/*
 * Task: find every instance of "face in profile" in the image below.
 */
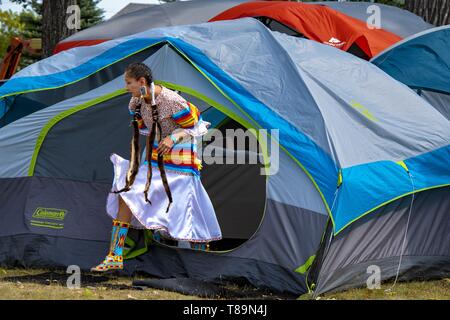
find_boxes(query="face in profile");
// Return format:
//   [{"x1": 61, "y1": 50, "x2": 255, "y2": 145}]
[{"x1": 124, "y1": 73, "x2": 145, "y2": 97}]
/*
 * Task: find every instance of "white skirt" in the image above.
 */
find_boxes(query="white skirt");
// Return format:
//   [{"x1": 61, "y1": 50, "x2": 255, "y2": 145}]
[{"x1": 106, "y1": 153, "x2": 222, "y2": 243}]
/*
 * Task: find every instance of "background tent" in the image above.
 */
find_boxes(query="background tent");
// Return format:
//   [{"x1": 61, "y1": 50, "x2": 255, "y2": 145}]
[
  {"x1": 210, "y1": 1, "x2": 402, "y2": 59},
  {"x1": 0, "y1": 19, "x2": 449, "y2": 296},
  {"x1": 371, "y1": 25, "x2": 450, "y2": 121},
  {"x1": 54, "y1": 0, "x2": 432, "y2": 54},
  {"x1": 53, "y1": 0, "x2": 248, "y2": 54},
  {"x1": 316, "y1": 1, "x2": 433, "y2": 38},
  {"x1": 109, "y1": 3, "x2": 157, "y2": 19}
]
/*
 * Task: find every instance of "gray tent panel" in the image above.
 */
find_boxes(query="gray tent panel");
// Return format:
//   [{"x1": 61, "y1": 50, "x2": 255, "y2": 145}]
[
  {"x1": 33, "y1": 94, "x2": 133, "y2": 182},
  {"x1": 60, "y1": 0, "x2": 248, "y2": 43},
  {"x1": 0, "y1": 176, "x2": 112, "y2": 240},
  {"x1": 147, "y1": 44, "x2": 254, "y2": 127},
  {"x1": 230, "y1": 199, "x2": 328, "y2": 272},
  {"x1": 421, "y1": 90, "x2": 450, "y2": 121},
  {"x1": 267, "y1": 146, "x2": 327, "y2": 215},
  {"x1": 110, "y1": 3, "x2": 157, "y2": 20},
  {"x1": 314, "y1": 186, "x2": 450, "y2": 295},
  {"x1": 122, "y1": 243, "x2": 307, "y2": 295}
]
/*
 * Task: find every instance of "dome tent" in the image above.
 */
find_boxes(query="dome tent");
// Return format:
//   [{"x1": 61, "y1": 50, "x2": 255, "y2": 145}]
[
  {"x1": 0, "y1": 19, "x2": 449, "y2": 296},
  {"x1": 371, "y1": 25, "x2": 450, "y2": 121}
]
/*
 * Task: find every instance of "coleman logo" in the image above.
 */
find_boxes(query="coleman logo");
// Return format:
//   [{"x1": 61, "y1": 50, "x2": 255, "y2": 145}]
[
  {"x1": 32, "y1": 208, "x2": 67, "y2": 221},
  {"x1": 324, "y1": 37, "x2": 346, "y2": 48},
  {"x1": 30, "y1": 208, "x2": 68, "y2": 229}
]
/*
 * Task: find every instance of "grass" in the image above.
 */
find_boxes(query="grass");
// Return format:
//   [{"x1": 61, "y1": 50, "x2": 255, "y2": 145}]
[
  {"x1": 320, "y1": 278, "x2": 450, "y2": 300},
  {"x1": 0, "y1": 267, "x2": 448, "y2": 300},
  {"x1": 0, "y1": 267, "x2": 285, "y2": 300},
  {"x1": 0, "y1": 267, "x2": 200, "y2": 300}
]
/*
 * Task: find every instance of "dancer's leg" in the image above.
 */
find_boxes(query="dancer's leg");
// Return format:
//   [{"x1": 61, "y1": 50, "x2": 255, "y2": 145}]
[
  {"x1": 117, "y1": 195, "x2": 133, "y2": 223},
  {"x1": 90, "y1": 195, "x2": 132, "y2": 272}
]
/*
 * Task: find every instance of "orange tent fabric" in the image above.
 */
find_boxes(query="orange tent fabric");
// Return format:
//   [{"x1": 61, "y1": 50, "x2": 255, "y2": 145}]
[
  {"x1": 54, "y1": 39, "x2": 109, "y2": 54},
  {"x1": 210, "y1": 1, "x2": 402, "y2": 59}
]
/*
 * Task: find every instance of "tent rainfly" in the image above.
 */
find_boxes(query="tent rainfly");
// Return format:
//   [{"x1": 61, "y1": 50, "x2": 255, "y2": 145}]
[{"x1": 210, "y1": 1, "x2": 402, "y2": 59}]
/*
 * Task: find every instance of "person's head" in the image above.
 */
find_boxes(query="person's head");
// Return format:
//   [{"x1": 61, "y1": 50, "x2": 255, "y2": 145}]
[{"x1": 124, "y1": 62, "x2": 153, "y2": 96}]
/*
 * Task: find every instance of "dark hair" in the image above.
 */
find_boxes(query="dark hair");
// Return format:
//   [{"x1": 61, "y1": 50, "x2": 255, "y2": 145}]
[
  {"x1": 114, "y1": 62, "x2": 172, "y2": 212},
  {"x1": 125, "y1": 62, "x2": 153, "y2": 85}
]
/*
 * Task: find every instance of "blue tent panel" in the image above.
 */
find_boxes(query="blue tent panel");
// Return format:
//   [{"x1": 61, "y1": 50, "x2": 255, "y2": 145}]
[{"x1": 372, "y1": 26, "x2": 450, "y2": 95}]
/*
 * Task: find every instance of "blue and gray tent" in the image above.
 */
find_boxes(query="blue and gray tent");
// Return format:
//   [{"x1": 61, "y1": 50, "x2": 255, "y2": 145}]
[
  {"x1": 372, "y1": 25, "x2": 450, "y2": 121},
  {"x1": 0, "y1": 19, "x2": 449, "y2": 296}
]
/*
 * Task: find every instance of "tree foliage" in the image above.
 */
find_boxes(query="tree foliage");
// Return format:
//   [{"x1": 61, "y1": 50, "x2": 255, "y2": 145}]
[
  {"x1": 3, "y1": 0, "x2": 105, "y2": 67},
  {"x1": 0, "y1": 9, "x2": 25, "y2": 57}
]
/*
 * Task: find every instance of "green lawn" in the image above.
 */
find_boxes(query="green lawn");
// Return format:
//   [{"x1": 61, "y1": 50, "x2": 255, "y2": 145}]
[
  {"x1": 316, "y1": 278, "x2": 450, "y2": 300},
  {"x1": 0, "y1": 267, "x2": 448, "y2": 300}
]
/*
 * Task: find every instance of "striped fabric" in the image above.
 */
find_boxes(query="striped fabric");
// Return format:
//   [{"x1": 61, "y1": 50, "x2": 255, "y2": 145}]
[
  {"x1": 171, "y1": 101, "x2": 201, "y2": 129},
  {"x1": 144, "y1": 101, "x2": 202, "y2": 176},
  {"x1": 145, "y1": 141, "x2": 202, "y2": 176}
]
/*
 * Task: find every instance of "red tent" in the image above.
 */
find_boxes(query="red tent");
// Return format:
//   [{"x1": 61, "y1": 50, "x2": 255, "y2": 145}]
[{"x1": 210, "y1": 1, "x2": 402, "y2": 59}]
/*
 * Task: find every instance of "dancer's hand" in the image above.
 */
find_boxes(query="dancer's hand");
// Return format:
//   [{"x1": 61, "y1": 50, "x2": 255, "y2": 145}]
[{"x1": 157, "y1": 136, "x2": 174, "y2": 155}]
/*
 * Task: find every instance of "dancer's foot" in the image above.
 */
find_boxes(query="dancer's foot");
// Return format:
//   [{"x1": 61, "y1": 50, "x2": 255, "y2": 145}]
[
  {"x1": 190, "y1": 242, "x2": 210, "y2": 251},
  {"x1": 90, "y1": 254, "x2": 123, "y2": 272},
  {"x1": 153, "y1": 231, "x2": 162, "y2": 243},
  {"x1": 90, "y1": 219, "x2": 129, "y2": 273}
]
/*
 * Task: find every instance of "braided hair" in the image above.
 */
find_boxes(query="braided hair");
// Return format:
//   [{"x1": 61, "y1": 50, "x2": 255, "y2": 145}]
[{"x1": 114, "y1": 63, "x2": 173, "y2": 213}]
